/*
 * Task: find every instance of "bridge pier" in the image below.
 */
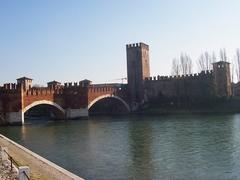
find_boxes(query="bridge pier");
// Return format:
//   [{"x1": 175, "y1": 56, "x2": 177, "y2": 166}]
[
  {"x1": 66, "y1": 108, "x2": 89, "y2": 119},
  {"x1": 5, "y1": 111, "x2": 23, "y2": 125},
  {"x1": 2, "y1": 108, "x2": 89, "y2": 125}
]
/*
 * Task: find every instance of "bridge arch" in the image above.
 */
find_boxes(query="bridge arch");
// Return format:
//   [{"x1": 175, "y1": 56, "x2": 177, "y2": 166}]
[
  {"x1": 88, "y1": 94, "x2": 130, "y2": 112},
  {"x1": 22, "y1": 100, "x2": 65, "y2": 123},
  {"x1": 23, "y1": 100, "x2": 65, "y2": 114}
]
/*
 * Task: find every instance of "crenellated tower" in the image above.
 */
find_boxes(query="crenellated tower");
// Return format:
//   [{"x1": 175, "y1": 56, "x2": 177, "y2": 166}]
[
  {"x1": 126, "y1": 42, "x2": 150, "y2": 107},
  {"x1": 212, "y1": 61, "x2": 232, "y2": 97},
  {"x1": 17, "y1": 77, "x2": 33, "y2": 91}
]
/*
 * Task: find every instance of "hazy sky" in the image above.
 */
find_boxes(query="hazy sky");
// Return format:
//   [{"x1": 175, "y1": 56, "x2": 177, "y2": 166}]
[{"x1": 0, "y1": 0, "x2": 240, "y2": 85}]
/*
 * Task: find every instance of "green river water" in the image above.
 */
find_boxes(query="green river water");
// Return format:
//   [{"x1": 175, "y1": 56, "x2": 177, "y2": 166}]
[{"x1": 1, "y1": 114, "x2": 240, "y2": 180}]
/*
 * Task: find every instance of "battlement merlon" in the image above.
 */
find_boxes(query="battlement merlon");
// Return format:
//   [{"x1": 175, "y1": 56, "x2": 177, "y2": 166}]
[
  {"x1": 24, "y1": 87, "x2": 64, "y2": 96},
  {"x1": 0, "y1": 83, "x2": 22, "y2": 94},
  {"x1": 64, "y1": 79, "x2": 92, "y2": 88},
  {"x1": 2, "y1": 83, "x2": 19, "y2": 90},
  {"x1": 145, "y1": 70, "x2": 213, "y2": 81},
  {"x1": 126, "y1": 42, "x2": 149, "y2": 50}
]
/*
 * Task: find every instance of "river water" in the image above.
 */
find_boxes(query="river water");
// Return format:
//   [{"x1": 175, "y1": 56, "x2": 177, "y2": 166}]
[{"x1": 1, "y1": 114, "x2": 240, "y2": 180}]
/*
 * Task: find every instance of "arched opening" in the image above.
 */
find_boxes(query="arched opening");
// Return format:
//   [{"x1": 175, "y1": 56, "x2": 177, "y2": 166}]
[
  {"x1": 23, "y1": 101, "x2": 65, "y2": 122},
  {"x1": 88, "y1": 95, "x2": 130, "y2": 116}
]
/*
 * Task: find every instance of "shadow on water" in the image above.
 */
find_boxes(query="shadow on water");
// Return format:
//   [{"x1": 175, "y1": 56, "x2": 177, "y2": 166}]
[
  {"x1": 89, "y1": 97, "x2": 129, "y2": 116},
  {"x1": 24, "y1": 104, "x2": 65, "y2": 124},
  {"x1": 1, "y1": 114, "x2": 240, "y2": 179}
]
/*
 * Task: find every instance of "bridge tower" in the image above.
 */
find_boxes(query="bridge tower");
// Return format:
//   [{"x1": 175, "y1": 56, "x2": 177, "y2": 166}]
[
  {"x1": 126, "y1": 42, "x2": 150, "y2": 108},
  {"x1": 212, "y1": 61, "x2": 232, "y2": 97},
  {"x1": 17, "y1": 77, "x2": 33, "y2": 91}
]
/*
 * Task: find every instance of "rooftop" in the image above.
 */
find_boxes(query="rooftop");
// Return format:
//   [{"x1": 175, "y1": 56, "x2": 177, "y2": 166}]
[
  {"x1": 47, "y1": 80, "x2": 61, "y2": 84},
  {"x1": 17, "y1": 77, "x2": 33, "y2": 81}
]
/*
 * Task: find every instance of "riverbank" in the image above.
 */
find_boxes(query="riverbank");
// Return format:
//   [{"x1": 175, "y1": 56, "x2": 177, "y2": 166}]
[
  {"x1": 139, "y1": 98, "x2": 240, "y2": 115},
  {"x1": 0, "y1": 134, "x2": 84, "y2": 180},
  {"x1": 0, "y1": 156, "x2": 18, "y2": 180},
  {"x1": 140, "y1": 107, "x2": 240, "y2": 115}
]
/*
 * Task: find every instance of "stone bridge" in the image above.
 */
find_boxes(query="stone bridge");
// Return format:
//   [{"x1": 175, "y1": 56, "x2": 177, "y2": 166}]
[
  {"x1": 0, "y1": 42, "x2": 233, "y2": 125},
  {"x1": 0, "y1": 78, "x2": 130, "y2": 125}
]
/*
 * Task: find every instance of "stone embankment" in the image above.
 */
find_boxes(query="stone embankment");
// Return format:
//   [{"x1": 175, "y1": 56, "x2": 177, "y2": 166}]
[
  {"x1": 0, "y1": 156, "x2": 18, "y2": 180},
  {"x1": 0, "y1": 134, "x2": 84, "y2": 180}
]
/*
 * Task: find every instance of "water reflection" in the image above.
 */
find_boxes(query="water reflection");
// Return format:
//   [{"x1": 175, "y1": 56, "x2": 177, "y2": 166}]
[
  {"x1": 1, "y1": 114, "x2": 240, "y2": 179},
  {"x1": 20, "y1": 125, "x2": 27, "y2": 140},
  {"x1": 129, "y1": 120, "x2": 153, "y2": 180}
]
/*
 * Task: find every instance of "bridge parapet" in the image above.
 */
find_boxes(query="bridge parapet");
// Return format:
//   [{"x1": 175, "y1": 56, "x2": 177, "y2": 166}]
[
  {"x1": 88, "y1": 86, "x2": 118, "y2": 93},
  {"x1": 3, "y1": 83, "x2": 18, "y2": 90},
  {"x1": 25, "y1": 87, "x2": 64, "y2": 96},
  {"x1": 0, "y1": 83, "x2": 20, "y2": 94},
  {"x1": 64, "y1": 80, "x2": 92, "y2": 88},
  {"x1": 145, "y1": 70, "x2": 213, "y2": 82}
]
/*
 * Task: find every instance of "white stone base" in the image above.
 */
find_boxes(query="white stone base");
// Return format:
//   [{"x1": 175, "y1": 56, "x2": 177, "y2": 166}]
[
  {"x1": 66, "y1": 108, "x2": 89, "y2": 119},
  {"x1": 0, "y1": 147, "x2": 8, "y2": 162},
  {"x1": 18, "y1": 166, "x2": 30, "y2": 180},
  {"x1": 5, "y1": 112, "x2": 23, "y2": 125}
]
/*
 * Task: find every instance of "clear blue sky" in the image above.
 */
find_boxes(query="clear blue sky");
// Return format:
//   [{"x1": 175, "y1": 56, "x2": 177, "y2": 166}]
[{"x1": 0, "y1": 0, "x2": 240, "y2": 85}]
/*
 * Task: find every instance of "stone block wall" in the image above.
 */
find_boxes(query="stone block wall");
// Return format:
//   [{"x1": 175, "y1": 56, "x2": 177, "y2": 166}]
[{"x1": 144, "y1": 71, "x2": 215, "y2": 105}]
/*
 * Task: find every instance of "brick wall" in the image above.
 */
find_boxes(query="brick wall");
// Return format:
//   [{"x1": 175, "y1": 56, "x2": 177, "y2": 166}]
[{"x1": 144, "y1": 71, "x2": 215, "y2": 104}]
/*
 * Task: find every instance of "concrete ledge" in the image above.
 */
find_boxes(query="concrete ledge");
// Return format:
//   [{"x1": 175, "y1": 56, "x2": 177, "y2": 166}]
[
  {"x1": 5, "y1": 112, "x2": 23, "y2": 125},
  {"x1": 66, "y1": 108, "x2": 89, "y2": 119},
  {"x1": 0, "y1": 134, "x2": 84, "y2": 180}
]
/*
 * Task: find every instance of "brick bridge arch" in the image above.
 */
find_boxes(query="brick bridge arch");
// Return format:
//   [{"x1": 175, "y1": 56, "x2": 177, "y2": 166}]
[
  {"x1": 22, "y1": 100, "x2": 66, "y2": 123},
  {"x1": 88, "y1": 94, "x2": 130, "y2": 112},
  {"x1": 0, "y1": 82, "x2": 130, "y2": 125},
  {"x1": 23, "y1": 100, "x2": 65, "y2": 114}
]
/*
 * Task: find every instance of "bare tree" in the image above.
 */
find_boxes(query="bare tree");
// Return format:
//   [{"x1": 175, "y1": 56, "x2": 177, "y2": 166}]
[
  {"x1": 186, "y1": 55, "x2": 193, "y2": 74},
  {"x1": 220, "y1": 48, "x2": 227, "y2": 62},
  {"x1": 171, "y1": 58, "x2": 180, "y2": 76},
  {"x1": 171, "y1": 54, "x2": 193, "y2": 76},
  {"x1": 212, "y1": 52, "x2": 217, "y2": 63},
  {"x1": 235, "y1": 49, "x2": 240, "y2": 82},
  {"x1": 197, "y1": 51, "x2": 214, "y2": 72},
  {"x1": 180, "y1": 54, "x2": 187, "y2": 75},
  {"x1": 198, "y1": 54, "x2": 205, "y2": 71},
  {"x1": 180, "y1": 53, "x2": 193, "y2": 75},
  {"x1": 204, "y1": 52, "x2": 210, "y2": 70}
]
